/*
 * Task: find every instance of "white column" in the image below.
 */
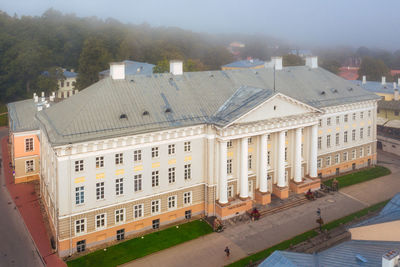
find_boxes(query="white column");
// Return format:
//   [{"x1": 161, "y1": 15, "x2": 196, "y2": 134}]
[
  {"x1": 219, "y1": 141, "x2": 228, "y2": 204},
  {"x1": 294, "y1": 128, "x2": 302, "y2": 183},
  {"x1": 240, "y1": 137, "x2": 249, "y2": 198},
  {"x1": 309, "y1": 124, "x2": 318, "y2": 178},
  {"x1": 277, "y1": 131, "x2": 286, "y2": 187},
  {"x1": 259, "y1": 134, "x2": 268, "y2": 193}
]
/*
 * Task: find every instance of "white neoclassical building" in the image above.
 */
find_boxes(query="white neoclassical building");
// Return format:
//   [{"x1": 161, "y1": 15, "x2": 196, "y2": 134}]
[{"x1": 34, "y1": 57, "x2": 379, "y2": 256}]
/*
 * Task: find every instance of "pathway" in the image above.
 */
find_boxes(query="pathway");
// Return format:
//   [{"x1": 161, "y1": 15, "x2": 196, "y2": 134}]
[{"x1": 1, "y1": 136, "x2": 66, "y2": 267}]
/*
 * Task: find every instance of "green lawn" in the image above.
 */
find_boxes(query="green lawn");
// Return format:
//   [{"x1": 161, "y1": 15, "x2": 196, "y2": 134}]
[
  {"x1": 226, "y1": 200, "x2": 390, "y2": 267},
  {"x1": 67, "y1": 219, "x2": 213, "y2": 267},
  {"x1": 323, "y1": 165, "x2": 391, "y2": 188}
]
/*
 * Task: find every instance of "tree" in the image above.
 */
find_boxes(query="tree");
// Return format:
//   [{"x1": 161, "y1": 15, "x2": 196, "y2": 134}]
[
  {"x1": 153, "y1": 59, "x2": 169, "y2": 73},
  {"x1": 358, "y1": 56, "x2": 391, "y2": 81},
  {"x1": 36, "y1": 67, "x2": 64, "y2": 94},
  {"x1": 282, "y1": 54, "x2": 304, "y2": 67},
  {"x1": 320, "y1": 59, "x2": 341, "y2": 74},
  {"x1": 76, "y1": 37, "x2": 112, "y2": 89}
]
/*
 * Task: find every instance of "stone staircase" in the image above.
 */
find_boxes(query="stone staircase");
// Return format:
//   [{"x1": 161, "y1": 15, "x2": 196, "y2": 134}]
[
  {"x1": 259, "y1": 196, "x2": 309, "y2": 217},
  {"x1": 258, "y1": 190, "x2": 327, "y2": 218}
]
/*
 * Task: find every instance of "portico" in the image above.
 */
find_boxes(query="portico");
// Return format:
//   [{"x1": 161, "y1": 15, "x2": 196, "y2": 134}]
[{"x1": 214, "y1": 93, "x2": 322, "y2": 219}]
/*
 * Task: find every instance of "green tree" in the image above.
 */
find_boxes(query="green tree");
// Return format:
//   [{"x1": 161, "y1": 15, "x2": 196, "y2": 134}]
[
  {"x1": 37, "y1": 67, "x2": 64, "y2": 93},
  {"x1": 320, "y1": 59, "x2": 341, "y2": 74},
  {"x1": 153, "y1": 59, "x2": 169, "y2": 73},
  {"x1": 282, "y1": 54, "x2": 305, "y2": 67},
  {"x1": 358, "y1": 56, "x2": 391, "y2": 81},
  {"x1": 76, "y1": 37, "x2": 112, "y2": 89}
]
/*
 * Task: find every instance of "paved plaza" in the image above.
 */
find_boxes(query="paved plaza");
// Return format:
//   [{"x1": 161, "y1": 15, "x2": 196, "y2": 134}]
[{"x1": 124, "y1": 151, "x2": 400, "y2": 267}]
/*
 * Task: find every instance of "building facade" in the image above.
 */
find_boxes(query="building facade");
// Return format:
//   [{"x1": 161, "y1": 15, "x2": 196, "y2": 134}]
[{"x1": 32, "y1": 57, "x2": 379, "y2": 256}]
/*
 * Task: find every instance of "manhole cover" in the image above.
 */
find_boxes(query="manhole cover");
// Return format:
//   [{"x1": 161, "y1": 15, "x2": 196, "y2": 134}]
[{"x1": 326, "y1": 199, "x2": 335, "y2": 203}]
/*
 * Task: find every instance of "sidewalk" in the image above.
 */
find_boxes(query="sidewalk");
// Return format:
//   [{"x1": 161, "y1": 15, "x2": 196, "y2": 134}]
[
  {"x1": 124, "y1": 152, "x2": 400, "y2": 267},
  {"x1": 2, "y1": 137, "x2": 66, "y2": 267}
]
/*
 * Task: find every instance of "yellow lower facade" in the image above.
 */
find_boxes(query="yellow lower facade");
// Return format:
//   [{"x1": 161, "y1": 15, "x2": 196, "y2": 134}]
[{"x1": 58, "y1": 203, "x2": 204, "y2": 257}]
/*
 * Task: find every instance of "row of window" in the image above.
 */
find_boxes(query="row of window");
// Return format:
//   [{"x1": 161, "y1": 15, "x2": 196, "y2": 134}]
[
  {"x1": 317, "y1": 146, "x2": 371, "y2": 168},
  {"x1": 25, "y1": 138, "x2": 34, "y2": 152},
  {"x1": 75, "y1": 141, "x2": 192, "y2": 172},
  {"x1": 318, "y1": 127, "x2": 371, "y2": 150},
  {"x1": 75, "y1": 194, "x2": 193, "y2": 235},
  {"x1": 76, "y1": 165, "x2": 191, "y2": 204},
  {"x1": 60, "y1": 81, "x2": 76, "y2": 88},
  {"x1": 318, "y1": 110, "x2": 372, "y2": 127},
  {"x1": 75, "y1": 210, "x2": 193, "y2": 253}
]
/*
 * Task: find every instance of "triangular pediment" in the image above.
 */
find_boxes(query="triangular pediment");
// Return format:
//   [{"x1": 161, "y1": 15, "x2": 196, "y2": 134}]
[{"x1": 231, "y1": 93, "x2": 321, "y2": 126}]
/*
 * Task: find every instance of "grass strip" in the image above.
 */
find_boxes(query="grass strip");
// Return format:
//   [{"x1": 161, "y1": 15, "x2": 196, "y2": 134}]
[
  {"x1": 323, "y1": 165, "x2": 390, "y2": 188},
  {"x1": 67, "y1": 219, "x2": 213, "y2": 267}
]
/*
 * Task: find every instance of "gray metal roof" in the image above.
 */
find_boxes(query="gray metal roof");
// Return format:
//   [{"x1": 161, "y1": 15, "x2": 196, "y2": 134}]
[
  {"x1": 260, "y1": 240, "x2": 400, "y2": 267},
  {"x1": 351, "y1": 193, "x2": 400, "y2": 228},
  {"x1": 7, "y1": 99, "x2": 39, "y2": 132},
  {"x1": 36, "y1": 66, "x2": 380, "y2": 145}
]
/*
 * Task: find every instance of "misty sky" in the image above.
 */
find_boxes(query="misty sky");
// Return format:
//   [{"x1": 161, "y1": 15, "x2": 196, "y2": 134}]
[{"x1": 2, "y1": 0, "x2": 400, "y2": 50}]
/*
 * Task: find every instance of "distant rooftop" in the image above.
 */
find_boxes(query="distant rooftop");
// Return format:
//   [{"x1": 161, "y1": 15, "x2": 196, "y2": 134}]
[
  {"x1": 260, "y1": 240, "x2": 400, "y2": 267},
  {"x1": 352, "y1": 79, "x2": 398, "y2": 94},
  {"x1": 221, "y1": 59, "x2": 265, "y2": 69},
  {"x1": 378, "y1": 99, "x2": 400, "y2": 111},
  {"x1": 99, "y1": 60, "x2": 155, "y2": 77},
  {"x1": 42, "y1": 69, "x2": 77, "y2": 79},
  {"x1": 351, "y1": 193, "x2": 400, "y2": 228}
]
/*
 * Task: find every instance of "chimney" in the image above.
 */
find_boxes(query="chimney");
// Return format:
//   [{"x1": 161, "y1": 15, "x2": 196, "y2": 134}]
[
  {"x1": 41, "y1": 91, "x2": 45, "y2": 97},
  {"x1": 170, "y1": 60, "x2": 183, "y2": 75},
  {"x1": 34, "y1": 95, "x2": 38, "y2": 103},
  {"x1": 305, "y1": 56, "x2": 318, "y2": 69},
  {"x1": 110, "y1": 62, "x2": 126, "y2": 80},
  {"x1": 362, "y1": 75, "x2": 366, "y2": 84},
  {"x1": 382, "y1": 76, "x2": 386, "y2": 85},
  {"x1": 271, "y1": 57, "x2": 283, "y2": 70},
  {"x1": 382, "y1": 250, "x2": 399, "y2": 267},
  {"x1": 49, "y1": 95, "x2": 54, "y2": 102},
  {"x1": 395, "y1": 89, "x2": 399, "y2": 101},
  {"x1": 394, "y1": 82, "x2": 397, "y2": 89}
]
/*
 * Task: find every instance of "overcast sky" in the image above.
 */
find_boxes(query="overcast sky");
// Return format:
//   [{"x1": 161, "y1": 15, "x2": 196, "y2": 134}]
[{"x1": 2, "y1": 0, "x2": 400, "y2": 50}]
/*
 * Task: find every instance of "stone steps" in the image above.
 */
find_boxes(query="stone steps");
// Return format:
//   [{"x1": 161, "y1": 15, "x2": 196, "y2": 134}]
[{"x1": 259, "y1": 196, "x2": 309, "y2": 217}]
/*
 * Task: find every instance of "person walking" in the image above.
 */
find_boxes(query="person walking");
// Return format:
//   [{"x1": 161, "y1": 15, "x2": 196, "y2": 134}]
[{"x1": 224, "y1": 246, "x2": 230, "y2": 257}]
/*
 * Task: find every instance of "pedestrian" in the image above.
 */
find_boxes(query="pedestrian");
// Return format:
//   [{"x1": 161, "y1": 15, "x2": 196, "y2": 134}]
[{"x1": 224, "y1": 246, "x2": 230, "y2": 257}]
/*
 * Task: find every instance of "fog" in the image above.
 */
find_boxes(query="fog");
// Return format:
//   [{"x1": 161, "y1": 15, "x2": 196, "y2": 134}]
[{"x1": 2, "y1": 0, "x2": 400, "y2": 50}]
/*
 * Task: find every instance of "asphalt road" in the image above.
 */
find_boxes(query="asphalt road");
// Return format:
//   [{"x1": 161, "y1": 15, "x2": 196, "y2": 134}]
[{"x1": 0, "y1": 128, "x2": 44, "y2": 267}]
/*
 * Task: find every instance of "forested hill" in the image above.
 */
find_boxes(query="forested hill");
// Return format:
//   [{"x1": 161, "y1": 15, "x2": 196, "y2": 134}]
[{"x1": 0, "y1": 9, "x2": 287, "y2": 104}]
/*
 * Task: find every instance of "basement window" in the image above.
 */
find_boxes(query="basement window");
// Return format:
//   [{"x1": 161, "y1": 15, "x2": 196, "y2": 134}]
[
  {"x1": 165, "y1": 108, "x2": 172, "y2": 113},
  {"x1": 347, "y1": 87, "x2": 353, "y2": 91},
  {"x1": 320, "y1": 91, "x2": 326, "y2": 95},
  {"x1": 120, "y1": 114, "x2": 127, "y2": 119},
  {"x1": 142, "y1": 111, "x2": 149, "y2": 116}
]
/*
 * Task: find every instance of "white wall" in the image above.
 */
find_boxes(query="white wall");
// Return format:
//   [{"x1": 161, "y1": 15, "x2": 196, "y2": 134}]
[{"x1": 56, "y1": 135, "x2": 205, "y2": 216}]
